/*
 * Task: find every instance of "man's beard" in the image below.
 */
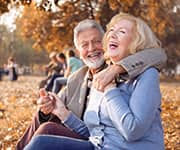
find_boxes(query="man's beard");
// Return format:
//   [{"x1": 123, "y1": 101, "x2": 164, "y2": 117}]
[{"x1": 83, "y1": 56, "x2": 105, "y2": 69}]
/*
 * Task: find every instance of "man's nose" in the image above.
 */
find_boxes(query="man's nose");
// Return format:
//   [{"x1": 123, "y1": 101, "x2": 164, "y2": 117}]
[{"x1": 88, "y1": 42, "x2": 95, "y2": 51}]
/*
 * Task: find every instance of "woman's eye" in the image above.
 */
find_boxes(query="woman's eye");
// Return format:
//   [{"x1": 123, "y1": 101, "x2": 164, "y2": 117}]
[
  {"x1": 118, "y1": 30, "x2": 126, "y2": 34},
  {"x1": 119, "y1": 30, "x2": 125, "y2": 34},
  {"x1": 107, "y1": 29, "x2": 114, "y2": 34}
]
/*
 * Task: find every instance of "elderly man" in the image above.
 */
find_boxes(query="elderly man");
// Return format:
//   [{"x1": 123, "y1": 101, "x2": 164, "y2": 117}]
[{"x1": 16, "y1": 19, "x2": 166, "y2": 150}]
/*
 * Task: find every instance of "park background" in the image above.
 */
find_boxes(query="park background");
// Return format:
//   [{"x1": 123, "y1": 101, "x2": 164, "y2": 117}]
[{"x1": 0, "y1": 0, "x2": 179, "y2": 149}]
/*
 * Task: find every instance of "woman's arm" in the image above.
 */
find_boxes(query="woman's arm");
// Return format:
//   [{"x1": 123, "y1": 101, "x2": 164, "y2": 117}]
[
  {"x1": 104, "y1": 68, "x2": 161, "y2": 141},
  {"x1": 63, "y1": 112, "x2": 90, "y2": 138},
  {"x1": 49, "y1": 92, "x2": 90, "y2": 137}
]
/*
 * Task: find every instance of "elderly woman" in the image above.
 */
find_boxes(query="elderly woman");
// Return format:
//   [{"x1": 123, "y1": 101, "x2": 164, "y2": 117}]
[{"x1": 24, "y1": 12, "x2": 164, "y2": 150}]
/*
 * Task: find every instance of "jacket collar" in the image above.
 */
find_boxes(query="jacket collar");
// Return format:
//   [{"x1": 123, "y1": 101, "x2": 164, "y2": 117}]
[{"x1": 78, "y1": 62, "x2": 107, "y2": 104}]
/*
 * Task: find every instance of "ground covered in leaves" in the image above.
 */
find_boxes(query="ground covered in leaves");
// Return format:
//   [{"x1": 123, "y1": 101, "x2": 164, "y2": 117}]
[{"x1": 0, "y1": 76, "x2": 179, "y2": 150}]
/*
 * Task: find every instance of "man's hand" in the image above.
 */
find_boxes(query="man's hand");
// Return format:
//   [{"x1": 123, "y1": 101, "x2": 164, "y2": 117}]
[
  {"x1": 49, "y1": 92, "x2": 70, "y2": 121},
  {"x1": 37, "y1": 88, "x2": 55, "y2": 115},
  {"x1": 104, "y1": 80, "x2": 117, "y2": 92},
  {"x1": 93, "y1": 65, "x2": 125, "y2": 91}
]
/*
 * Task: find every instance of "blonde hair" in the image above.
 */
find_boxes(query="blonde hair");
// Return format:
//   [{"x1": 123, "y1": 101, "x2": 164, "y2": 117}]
[{"x1": 103, "y1": 12, "x2": 161, "y2": 54}]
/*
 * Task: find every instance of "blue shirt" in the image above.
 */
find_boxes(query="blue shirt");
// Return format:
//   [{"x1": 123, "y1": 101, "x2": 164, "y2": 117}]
[
  {"x1": 68, "y1": 57, "x2": 83, "y2": 74},
  {"x1": 64, "y1": 68, "x2": 164, "y2": 150}
]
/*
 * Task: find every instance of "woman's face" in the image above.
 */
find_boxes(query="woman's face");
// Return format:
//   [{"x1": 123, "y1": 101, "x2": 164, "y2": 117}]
[{"x1": 106, "y1": 19, "x2": 135, "y2": 63}]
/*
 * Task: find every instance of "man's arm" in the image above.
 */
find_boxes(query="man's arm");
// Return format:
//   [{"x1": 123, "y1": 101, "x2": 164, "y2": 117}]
[
  {"x1": 93, "y1": 48, "x2": 167, "y2": 91},
  {"x1": 116, "y1": 48, "x2": 167, "y2": 78}
]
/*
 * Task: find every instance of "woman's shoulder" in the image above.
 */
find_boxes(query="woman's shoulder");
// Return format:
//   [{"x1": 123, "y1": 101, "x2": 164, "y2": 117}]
[
  {"x1": 135, "y1": 67, "x2": 159, "y2": 85},
  {"x1": 140, "y1": 67, "x2": 159, "y2": 77}
]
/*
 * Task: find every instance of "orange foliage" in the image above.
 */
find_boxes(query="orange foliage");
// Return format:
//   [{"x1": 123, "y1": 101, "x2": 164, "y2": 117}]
[{"x1": 16, "y1": 0, "x2": 175, "y2": 54}]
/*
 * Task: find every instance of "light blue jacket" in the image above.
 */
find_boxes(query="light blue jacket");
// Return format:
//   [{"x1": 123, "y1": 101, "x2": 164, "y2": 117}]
[{"x1": 64, "y1": 68, "x2": 164, "y2": 150}]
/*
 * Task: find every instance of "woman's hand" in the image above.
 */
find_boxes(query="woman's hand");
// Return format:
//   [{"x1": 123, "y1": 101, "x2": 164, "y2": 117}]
[{"x1": 48, "y1": 92, "x2": 70, "y2": 121}]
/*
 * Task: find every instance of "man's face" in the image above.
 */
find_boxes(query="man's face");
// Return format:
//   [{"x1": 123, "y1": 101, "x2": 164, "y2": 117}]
[{"x1": 77, "y1": 28, "x2": 104, "y2": 69}]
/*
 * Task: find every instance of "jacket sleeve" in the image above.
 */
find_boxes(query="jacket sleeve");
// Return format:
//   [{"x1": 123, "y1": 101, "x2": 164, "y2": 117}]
[
  {"x1": 104, "y1": 68, "x2": 161, "y2": 142},
  {"x1": 116, "y1": 48, "x2": 167, "y2": 79},
  {"x1": 57, "y1": 86, "x2": 68, "y2": 104}
]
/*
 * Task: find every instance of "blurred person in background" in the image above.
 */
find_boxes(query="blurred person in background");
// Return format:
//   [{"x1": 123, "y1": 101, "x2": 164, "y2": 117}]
[
  {"x1": 56, "y1": 52, "x2": 67, "y2": 76},
  {"x1": 39, "y1": 52, "x2": 65, "y2": 91},
  {"x1": 52, "y1": 49, "x2": 83, "y2": 94},
  {"x1": 64, "y1": 49, "x2": 84, "y2": 77},
  {"x1": 4, "y1": 56, "x2": 18, "y2": 81}
]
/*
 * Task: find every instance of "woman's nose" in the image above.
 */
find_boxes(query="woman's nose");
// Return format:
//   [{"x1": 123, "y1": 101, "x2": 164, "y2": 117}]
[{"x1": 109, "y1": 31, "x2": 118, "y2": 39}]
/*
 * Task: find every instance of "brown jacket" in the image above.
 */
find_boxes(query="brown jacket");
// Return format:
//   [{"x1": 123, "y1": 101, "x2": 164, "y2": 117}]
[{"x1": 59, "y1": 66, "x2": 89, "y2": 118}]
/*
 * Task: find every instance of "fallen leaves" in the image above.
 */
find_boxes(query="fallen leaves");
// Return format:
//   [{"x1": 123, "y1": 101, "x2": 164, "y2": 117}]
[
  {"x1": 0, "y1": 76, "x2": 179, "y2": 149},
  {"x1": 0, "y1": 76, "x2": 40, "y2": 150},
  {"x1": 161, "y1": 82, "x2": 180, "y2": 150}
]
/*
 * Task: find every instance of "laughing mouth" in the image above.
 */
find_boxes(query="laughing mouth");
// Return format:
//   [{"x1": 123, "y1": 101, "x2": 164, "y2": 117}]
[
  {"x1": 87, "y1": 51, "x2": 102, "y2": 58},
  {"x1": 109, "y1": 42, "x2": 118, "y2": 49}
]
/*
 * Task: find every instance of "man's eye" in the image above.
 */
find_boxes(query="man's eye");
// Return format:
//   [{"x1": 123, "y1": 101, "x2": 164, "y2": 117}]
[
  {"x1": 94, "y1": 40, "x2": 101, "y2": 44},
  {"x1": 81, "y1": 43, "x2": 88, "y2": 48}
]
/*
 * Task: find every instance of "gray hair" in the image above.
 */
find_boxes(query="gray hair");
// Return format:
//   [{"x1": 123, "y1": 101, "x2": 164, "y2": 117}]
[{"x1": 73, "y1": 19, "x2": 104, "y2": 49}]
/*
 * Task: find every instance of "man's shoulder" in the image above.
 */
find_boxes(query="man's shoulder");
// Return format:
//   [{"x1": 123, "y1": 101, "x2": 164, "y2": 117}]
[{"x1": 68, "y1": 66, "x2": 88, "y2": 81}]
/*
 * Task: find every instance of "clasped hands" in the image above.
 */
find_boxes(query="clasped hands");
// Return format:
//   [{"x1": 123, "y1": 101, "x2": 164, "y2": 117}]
[{"x1": 37, "y1": 88, "x2": 70, "y2": 121}]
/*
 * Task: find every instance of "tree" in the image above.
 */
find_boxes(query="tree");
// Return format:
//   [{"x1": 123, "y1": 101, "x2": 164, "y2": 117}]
[
  {"x1": 0, "y1": 0, "x2": 10, "y2": 14},
  {"x1": 17, "y1": 0, "x2": 98, "y2": 51},
  {"x1": 0, "y1": 0, "x2": 179, "y2": 67},
  {"x1": 0, "y1": 24, "x2": 48, "y2": 67},
  {"x1": 0, "y1": 0, "x2": 31, "y2": 14}
]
